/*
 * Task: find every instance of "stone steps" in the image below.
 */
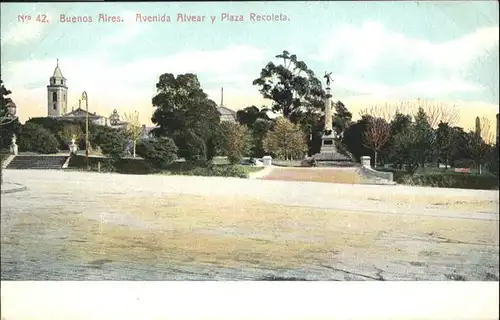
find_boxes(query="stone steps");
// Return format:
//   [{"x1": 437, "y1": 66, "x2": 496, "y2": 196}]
[{"x1": 6, "y1": 155, "x2": 69, "y2": 170}]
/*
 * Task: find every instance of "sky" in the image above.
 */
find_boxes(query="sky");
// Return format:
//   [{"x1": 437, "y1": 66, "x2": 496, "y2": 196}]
[{"x1": 1, "y1": 1, "x2": 498, "y2": 129}]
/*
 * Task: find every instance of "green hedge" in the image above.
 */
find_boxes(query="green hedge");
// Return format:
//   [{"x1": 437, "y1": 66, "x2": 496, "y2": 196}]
[
  {"x1": 164, "y1": 162, "x2": 248, "y2": 178},
  {"x1": 68, "y1": 155, "x2": 157, "y2": 174},
  {"x1": 67, "y1": 155, "x2": 248, "y2": 178},
  {"x1": 376, "y1": 167, "x2": 498, "y2": 190},
  {"x1": 401, "y1": 172, "x2": 498, "y2": 190}
]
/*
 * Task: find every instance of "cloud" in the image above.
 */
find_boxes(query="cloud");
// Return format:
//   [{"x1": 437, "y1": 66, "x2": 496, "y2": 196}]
[
  {"x1": 0, "y1": 20, "x2": 46, "y2": 46},
  {"x1": 1, "y1": 45, "x2": 267, "y2": 124},
  {"x1": 316, "y1": 22, "x2": 498, "y2": 71},
  {"x1": 313, "y1": 22, "x2": 499, "y2": 99},
  {"x1": 102, "y1": 11, "x2": 148, "y2": 46}
]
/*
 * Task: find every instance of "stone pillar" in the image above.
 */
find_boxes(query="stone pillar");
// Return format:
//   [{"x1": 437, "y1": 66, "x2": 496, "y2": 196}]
[
  {"x1": 361, "y1": 156, "x2": 371, "y2": 168},
  {"x1": 262, "y1": 155, "x2": 272, "y2": 167}
]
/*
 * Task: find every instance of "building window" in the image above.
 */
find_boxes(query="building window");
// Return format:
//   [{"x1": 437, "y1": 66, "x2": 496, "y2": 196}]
[
  {"x1": 60, "y1": 80, "x2": 63, "y2": 85},
  {"x1": 53, "y1": 103, "x2": 57, "y2": 110},
  {"x1": 52, "y1": 92, "x2": 57, "y2": 102}
]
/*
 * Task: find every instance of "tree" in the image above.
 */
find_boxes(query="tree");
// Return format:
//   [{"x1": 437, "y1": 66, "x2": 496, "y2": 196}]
[
  {"x1": 360, "y1": 100, "x2": 460, "y2": 129},
  {"x1": 236, "y1": 105, "x2": 270, "y2": 127},
  {"x1": 363, "y1": 117, "x2": 391, "y2": 167},
  {"x1": 124, "y1": 111, "x2": 142, "y2": 157},
  {"x1": 332, "y1": 101, "x2": 353, "y2": 135},
  {"x1": 435, "y1": 122, "x2": 455, "y2": 169},
  {"x1": 342, "y1": 116, "x2": 373, "y2": 161},
  {"x1": 151, "y1": 73, "x2": 220, "y2": 162},
  {"x1": 417, "y1": 100, "x2": 460, "y2": 128},
  {"x1": 250, "y1": 118, "x2": 275, "y2": 158},
  {"x1": 263, "y1": 117, "x2": 307, "y2": 160},
  {"x1": 0, "y1": 80, "x2": 21, "y2": 150},
  {"x1": 359, "y1": 103, "x2": 395, "y2": 122},
  {"x1": 59, "y1": 124, "x2": 83, "y2": 147},
  {"x1": 219, "y1": 122, "x2": 252, "y2": 164},
  {"x1": 18, "y1": 122, "x2": 59, "y2": 154},
  {"x1": 413, "y1": 107, "x2": 436, "y2": 166},
  {"x1": 136, "y1": 137, "x2": 178, "y2": 169},
  {"x1": 465, "y1": 131, "x2": 491, "y2": 174},
  {"x1": 392, "y1": 125, "x2": 420, "y2": 173},
  {"x1": 252, "y1": 50, "x2": 324, "y2": 120},
  {"x1": 92, "y1": 126, "x2": 128, "y2": 161}
]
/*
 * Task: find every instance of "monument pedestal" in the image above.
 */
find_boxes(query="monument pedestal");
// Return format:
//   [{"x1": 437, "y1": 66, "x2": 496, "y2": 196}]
[{"x1": 312, "y1": 132, "x2": 357, "y2": 167}]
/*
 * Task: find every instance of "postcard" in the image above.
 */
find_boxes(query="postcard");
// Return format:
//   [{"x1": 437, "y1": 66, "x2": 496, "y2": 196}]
[{"x1": 1, "y1": 1, "x2": 498, "y2": 319}]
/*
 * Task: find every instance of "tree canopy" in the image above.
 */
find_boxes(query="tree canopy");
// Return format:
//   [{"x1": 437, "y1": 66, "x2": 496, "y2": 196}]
[
  {"x1": 151, "y1": 73, "x2": 221, "y2": 162},
  {"x1": 253, "y1": 50, "x2": 325, "y2": 120}
]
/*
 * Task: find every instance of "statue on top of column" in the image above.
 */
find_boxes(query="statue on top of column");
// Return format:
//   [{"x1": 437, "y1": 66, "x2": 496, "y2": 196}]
[{"x1": 324, "y1": 71, "x2": 333, "y2": 87}]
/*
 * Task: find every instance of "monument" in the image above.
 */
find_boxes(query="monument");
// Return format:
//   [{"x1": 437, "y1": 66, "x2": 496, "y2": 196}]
[
  {"x1": 10, "y1": 134, "x2": 18, "y2": 156},
  {"x1": 311, "y1": 72, "x2": 355, "y2": 167}
]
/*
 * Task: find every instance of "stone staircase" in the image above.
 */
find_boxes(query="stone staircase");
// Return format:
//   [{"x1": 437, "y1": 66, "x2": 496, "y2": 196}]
[{"x1": 6, "y1": 155, "x2": 69, "y2": 170}]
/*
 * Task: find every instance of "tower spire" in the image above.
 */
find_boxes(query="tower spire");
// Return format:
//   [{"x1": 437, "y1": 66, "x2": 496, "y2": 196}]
[
  {"x1": 57, "y1": 58, "x2": 59, "y2": 67},
  {"x1": 220, "y1": 87, "x2": 224, "y2": 107}
]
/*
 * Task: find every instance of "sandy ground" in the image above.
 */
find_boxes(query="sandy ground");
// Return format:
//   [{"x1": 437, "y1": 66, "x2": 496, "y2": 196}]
[
  {"x1": 1, "y1": 169, "x2": 498, "y2": 280},
  {"x1": 263, "y1": 167, "x2": 363, "y2": 184}
]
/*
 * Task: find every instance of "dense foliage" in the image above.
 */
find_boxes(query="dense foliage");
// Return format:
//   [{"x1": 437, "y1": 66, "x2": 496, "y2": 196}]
[
  {"x1": 18, "y1": 122, "x2": 59, "y2": 154},
  {"x1": 136, "y1": 137, "x2": 178, "y2": 169}
]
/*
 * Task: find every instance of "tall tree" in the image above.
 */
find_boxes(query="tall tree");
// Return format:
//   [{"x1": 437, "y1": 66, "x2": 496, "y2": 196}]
[
  {"x1": 124, "y1": 111, "x2": 142, "y2": 157},
  {"x1": 219, "y1": 122, "x2": 252, "y2": 164},
  {"x1": 465, "y1": 131, "x2": 491, "y2": 174},
  {"x1": 250, "y1": 118, "x2": 275, "y2": 158},
  {"x1": 332, "y1": 100, "x2": 353, "y2": 136},
  {"x1": 236, "y1": 105, "x2": 270, "y2": 127},
  {"x1": 392, "y1": 125, "x2": 420, "y2": 173},
  {"x1": 413, "y1": 107, "x2": 436, "y2": 167},
  {"x1": 342, "y1": 115, "x2": 373, "y2": 161},
  {"x1": 151, "y1": 73, "x2": 220, "y2": 162},
  {"x1": 252, "y1": 50, "x2": 324, "y2": 121},
  {"x1": 263, "y1": 117, "x2": 307, "y2": 160},
  {"x1": 363, "y1": 117, "x2": 391, "y2": 167},
  {"x1": 435, "y1": 122, "x2": 455, "y2": 169}
]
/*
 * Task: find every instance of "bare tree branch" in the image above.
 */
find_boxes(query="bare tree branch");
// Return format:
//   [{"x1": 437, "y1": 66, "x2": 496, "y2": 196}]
[
  {"x1": 124, "y1": 111, "x2": 142, "y2": 157},
  {"x1": 358, "y1": 100, "x2": 460, "y2": 127},
  {"x1": 362, "y1": 117, "x2": 391, "y2": 166}
]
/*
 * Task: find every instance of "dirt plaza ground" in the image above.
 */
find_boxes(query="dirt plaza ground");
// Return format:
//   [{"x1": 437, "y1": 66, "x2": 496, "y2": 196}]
[{"x1": 1, "y1": 169, "x2": 498, "y2": 280}]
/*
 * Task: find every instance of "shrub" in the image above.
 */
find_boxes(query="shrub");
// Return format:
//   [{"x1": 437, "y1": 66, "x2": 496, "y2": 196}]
[
  {"x1": 136, "y1": 137, "x2": 178, "y2": 169},
  {"x1": 68, "y1": 154, "x2": 156, "y2": 174},
  {"x1": 175, "y1": 130, "x2": 207, "y2": 162},
  {"x1": 165, "y1": 163, "x2": 248, "y2": 178},
  {"x1": 400, "y1": 172, "x2": 498, "y2": 190},
  {"x1": 19, "y1": 122, "x2": 59, "y2": 154},
  {"x1": 92, "y1": 126, "x2": 128, "y2": 161}
]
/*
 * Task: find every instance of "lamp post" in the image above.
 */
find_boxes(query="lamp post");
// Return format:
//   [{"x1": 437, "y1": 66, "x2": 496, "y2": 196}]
[{"x1": 81, "y1": 91, "x2": 89, "y2": 169}]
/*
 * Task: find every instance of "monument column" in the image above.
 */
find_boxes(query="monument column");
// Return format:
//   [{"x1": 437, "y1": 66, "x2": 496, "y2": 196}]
[
  {"x1": 311, "y1": 72, "x2": 352, "y2": 167},
  {"x1": 324, "y1": 87, "x2": 333, "y2": 135}
]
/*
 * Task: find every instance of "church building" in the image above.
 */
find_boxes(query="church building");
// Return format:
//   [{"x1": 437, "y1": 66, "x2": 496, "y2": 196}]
[
  {"x1": 46, "y1": 60, "x2": 109, "y2": 126},
  {"x1": 217, "y1": 87, "x2": 237, "y2": 123}
]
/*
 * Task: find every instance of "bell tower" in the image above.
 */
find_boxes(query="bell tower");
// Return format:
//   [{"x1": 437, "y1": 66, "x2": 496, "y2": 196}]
[{"x1": 47, "y1": 59, "x2": 68, "y2": 117}]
